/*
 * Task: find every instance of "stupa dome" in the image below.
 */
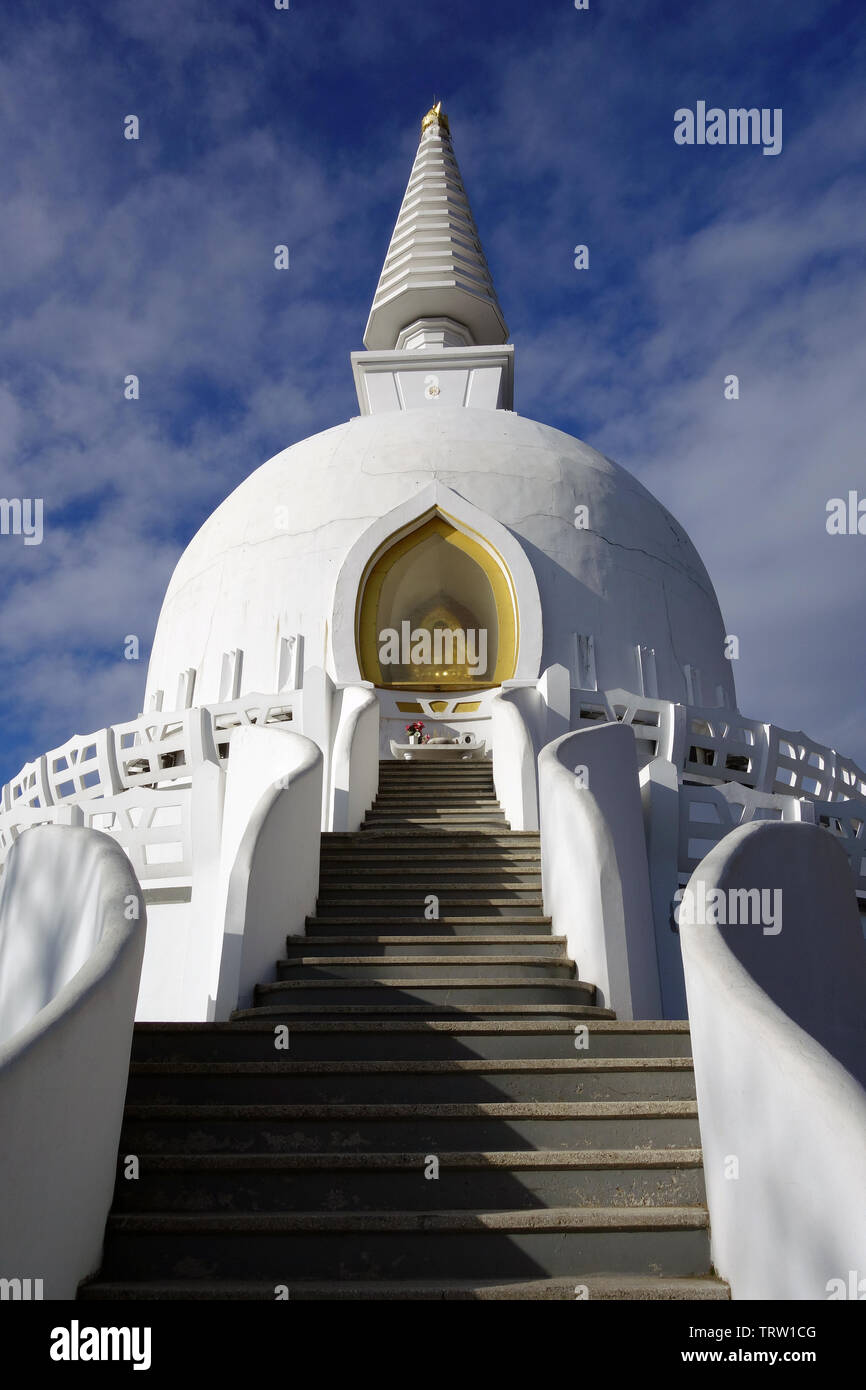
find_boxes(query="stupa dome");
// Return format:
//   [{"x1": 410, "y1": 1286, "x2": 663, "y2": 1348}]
[{"x1": 144, "y1": 405, "x2": 735, "y2": 712}]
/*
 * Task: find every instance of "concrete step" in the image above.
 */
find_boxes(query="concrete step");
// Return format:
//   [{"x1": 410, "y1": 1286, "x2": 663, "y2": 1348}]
[
  {"x1": 110, "y1": 1149, "x2": 706, "y2": 1213},
  {"x1": 252, "y1": 979, "x2": 597, "y2": 1008},
  {"x1": 312, "y1": 901, "x2": 548, "y2": 919},
  {"x1": 315, "y1": 894, "x2": 544, "y2": 909},
  {"x1": 375, "y1": 789, "x2": 497, "y2": 798},
  {"x1": 125, "y1": 1058, "x2": 695, "y2": 1105},
  {"x1": 319, "y1": 867, "x2": 541, "y2": 882},
  {"x1": 120, "y1": 1100, "x2": 701, "y2": 1153},
  {"x1": 231, "y1": 1002, "x2": 616, "y2": 1023},
  {"x1": 79, "y1": 1273, "x2": 729, "y2": 1301},
  {"x1": 377, "y1": 769, "x2": 494, "y2": 778},
  {"x1": 97, "y1": 1206, "x2": 712, "y2": 1281},
  {"x1": 364, "y1": 809, "x2": 507, "y2": 819},
  {"x1": 364, "y1": 811, "x2": 509, "y2": 822},
  {"x1": 273, "y1": 957, "x2": 573, "y2": 982},
  {"x1": 319, "y1": 851, "x2": 542, "y2": 867},
  {"x1": 330, "y1": 831, "x2": 540, "y2": 845},
  {"x1": 315, "y1": 889, "x2": 545, "y2": 902},
  {"x1": 370, "y1": 800, "x2": 503, "y2": 810},
  {"x1": 305, "y1": 916, "x2": 553, "y2": 933},
  {"x1": 131, "y1": 1021, "x2": 690, "y2": 1064},
  {"x1": 284, "y1": 936, "x2": 566, "y2": 957}
]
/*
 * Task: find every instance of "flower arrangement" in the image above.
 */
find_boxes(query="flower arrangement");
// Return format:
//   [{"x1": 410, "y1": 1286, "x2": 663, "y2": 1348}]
[{"x1": 405, "y1": 720, "x2": 429, "y2": 744}]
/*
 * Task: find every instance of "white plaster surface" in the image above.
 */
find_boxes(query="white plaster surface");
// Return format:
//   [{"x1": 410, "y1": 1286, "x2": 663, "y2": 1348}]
[
  {"x1": 680, "y1": 820, "x2": 866, "y2": 1299},
  {"x1": 145, "y1": 409, "x2": 735, "y2": 716},
  {"x1": 329, "y1": 684, "x2": 380, "y2": 832},
  {"x1": 214, "y1": 726, "x2": 322, "y2": 1017},
  {"x1": 539, "y1": 722, "x2": 661, "y2": 1017},
  {"x1": 0, "y1": 825, "x2": 145, "y2": 1297}
]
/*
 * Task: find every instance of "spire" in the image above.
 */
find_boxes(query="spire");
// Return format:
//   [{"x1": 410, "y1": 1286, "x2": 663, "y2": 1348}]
[{"x1": 363, "y1": 104, "x2": 508, "y2": 351}]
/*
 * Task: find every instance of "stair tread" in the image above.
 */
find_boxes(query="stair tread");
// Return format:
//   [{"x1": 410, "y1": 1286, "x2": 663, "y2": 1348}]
[
  {"x1": 107, "y1": 1148, "x2": 704, "y2": 1170},
  {"x1": 124, "y1": 1099, "x2": 699, "y2": 1118},
  {"x1": 288, "y1": 936, "x2": 563, "y2": 945},
  {"x1": 306, "y1": 917, "x2": 553, "y2": 924},
  {"x1": 79, "y1": 1274, "x2": 729, "y2": 1300},
  {"x1": 255, "y1": 977, "x2": 592, "y2": 989},
  {"x1": 231, "y1": 1004, "x2": 617, "y2": 1018},
  {"x1": 276, "y1": 956, "x2": 572, "y2": 967},
  {"x1": 130, "y1": 1058, "x2": 694, "y2": 1076},
  {"x1": 107, "y1": 1205, "x2": 709, "y2": 1233},
  {"x1": 135, "y1": 1020, "x2": 689, "y2": 1034}
]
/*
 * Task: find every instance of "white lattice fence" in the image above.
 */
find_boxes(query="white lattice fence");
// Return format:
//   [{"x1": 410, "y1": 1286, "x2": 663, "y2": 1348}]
[
  {"x1": 833, "y1": 753, "x2": 866, "y2": 802},
  {"x1": 83, "y1": 787, "x2": 193, "y2": 883},
  {"x1": 804, "y1": 798, "x2": 866, "y2": 895},
  {"x1": 3, "y1": 755, "x2": 53, "y2": 813},
  {"x1": 678, "y1": 783, "x2": 866, "y2": 898},
  {"x1": 607, "y1": 689, "x2": 683, "y2": 764},
  {"x1": 44, "y1": 727, "x2": 121, "y2": 804},
  {"x1": 208, "y1": 691, "x2": 298, "y2": 757},
  {"x1": 113, "y1": 708, "x2": 217, "y2": 789},
  {"x1": 679, "y1": 708, "x2": 770, "y2": 789},
  {"x1": 766, "y1": 726, "x2": 840, "y2": 801},
  {"x1": 678, "y1": 783, "x2": 804, "y2": 878}
]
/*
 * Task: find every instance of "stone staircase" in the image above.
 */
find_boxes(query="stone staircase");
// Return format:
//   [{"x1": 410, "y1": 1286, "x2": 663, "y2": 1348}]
[{"x1": 79, "y1": 758, "x2": 728, "y2": 1300}]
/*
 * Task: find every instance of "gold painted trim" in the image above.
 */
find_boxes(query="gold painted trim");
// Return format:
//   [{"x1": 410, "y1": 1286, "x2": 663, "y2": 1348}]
[{"x1": 356, "y1": 510, "x2": 518, "y2": 689}]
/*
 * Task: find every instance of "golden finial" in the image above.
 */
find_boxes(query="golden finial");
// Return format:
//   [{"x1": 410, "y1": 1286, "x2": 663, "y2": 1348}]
[{"x1": 421, "y1": 100, "x2": 449, "y2": 136}]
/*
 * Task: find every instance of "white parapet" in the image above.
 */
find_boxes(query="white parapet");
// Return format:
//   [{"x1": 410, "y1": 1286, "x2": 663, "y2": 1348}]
[
  {"x1": 0, "y1": 825, "x2": 146, "y2": 1298},
  {"x1": 213, "y1": 726, "x2": 323, "y2": 1019},
  {"x1": 538, "y1": 722, "x2": 661, "y2": 1018},
  {"x1": 680, "y1": 820, "x2": 866, "y2": 1299}
]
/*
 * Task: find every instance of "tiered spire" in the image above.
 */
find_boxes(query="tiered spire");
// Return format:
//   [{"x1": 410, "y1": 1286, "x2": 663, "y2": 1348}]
[{"x1": 363, "y1": 103, "x2": 508, "y2": 351}]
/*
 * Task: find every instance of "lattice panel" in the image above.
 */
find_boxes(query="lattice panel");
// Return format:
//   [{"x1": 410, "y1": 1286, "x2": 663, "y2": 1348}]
[
  {"x1": 44, "y1": 727, "x2": 120, "y2": 803},
  {"x1": 678, "y1": 783, "x2": 800, "y2": 876},
  {"x1": 83, "y1": 788, "x2": 193, "y2": 882},
  {"x1": 680, "y1": 709, "x2": 769, "y2": 789}
]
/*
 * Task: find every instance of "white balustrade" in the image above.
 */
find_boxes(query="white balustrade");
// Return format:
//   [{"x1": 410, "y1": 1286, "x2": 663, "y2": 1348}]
[
  {"x1": 82, "y1": 787, "x2": 193, "y2": 884},
  {"x1": 680, "y1": 707, "x2": 770, "y2": 789},
  {"x1": 805, "y1": 798, "x2": 866, "y2": 895},
  {"x1": 678, "y1": 781, "x2": 866, "y2": 897},
  {"x1": 606, "y1": 689, "x2": 684, "y2": 765}
]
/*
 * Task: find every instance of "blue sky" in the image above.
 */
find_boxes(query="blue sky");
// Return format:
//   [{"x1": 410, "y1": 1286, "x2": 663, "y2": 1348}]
[{"x1": 0, "y1": 0, "x2": 864, "y2": 783}]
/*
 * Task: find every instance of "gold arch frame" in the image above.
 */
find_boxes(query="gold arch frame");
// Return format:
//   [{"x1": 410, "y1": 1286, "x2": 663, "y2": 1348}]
[{"x1": 356, "y1": 510, "x2": 519, "y2": 690}]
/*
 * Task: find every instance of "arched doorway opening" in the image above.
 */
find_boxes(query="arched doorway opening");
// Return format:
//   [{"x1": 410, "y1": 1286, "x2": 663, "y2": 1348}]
[{"x1": 356, "y1": 513, "x2": 517, "y2": 690}]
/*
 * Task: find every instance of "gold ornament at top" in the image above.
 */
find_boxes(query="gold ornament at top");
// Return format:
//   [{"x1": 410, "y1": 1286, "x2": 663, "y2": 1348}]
[{"x1": 421, "y1": 101, "x2": 450, "y2": 136}]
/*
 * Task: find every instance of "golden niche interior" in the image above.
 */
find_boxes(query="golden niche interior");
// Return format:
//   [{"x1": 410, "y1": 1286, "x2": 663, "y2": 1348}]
[{"x1": 357, "y1": 516, "x2": 517, "y2": 690}]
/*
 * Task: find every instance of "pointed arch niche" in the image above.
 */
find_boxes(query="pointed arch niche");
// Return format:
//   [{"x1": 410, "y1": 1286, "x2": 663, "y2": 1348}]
[{"x1": 329, "y1": 483, "x2": 543, "y2": 689}]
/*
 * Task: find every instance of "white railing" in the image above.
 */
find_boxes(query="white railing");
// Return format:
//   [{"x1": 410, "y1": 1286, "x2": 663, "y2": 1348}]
[
  {"x1": 84, "y1": 787, "x2": 194, "y2": 884},
  {"x1": 605, "y1": 689, "x2": 684, "y2": 766},
  {"x1": 678, "y1": 781, "x2": 866, "y2": 897},
  {"x1": 0, "y1": 691, "x2": 301, "y2": 871},
  {"x1": 678, "y1": 707, "x2": 770, "y2": 789},
  {"x1": 806, "y1": 798, "x2": 866, "y2": 895}
]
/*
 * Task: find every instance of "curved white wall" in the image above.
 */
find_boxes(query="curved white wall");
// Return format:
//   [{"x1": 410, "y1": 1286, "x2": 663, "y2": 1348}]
[
  {"x1": 0, "y1": 825, "x2": 146, "y2": 1298},
  {"x1": 145, "y1": 408, "x2": 735, "y2": 714},
  {"x1": 538, "y1": 722, "x2": 660, "y2": 1017},
  {"x1": 214, "y1": 726, "x2": 323, "y2": 1018},
  {"x1": 680, "y1": 820, "x2": 866, "y2": 1299}
]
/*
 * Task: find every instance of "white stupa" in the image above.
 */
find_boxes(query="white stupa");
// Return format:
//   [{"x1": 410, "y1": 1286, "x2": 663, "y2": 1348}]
[
  {"x1": 145, "y1": 101, "x2": 735, "y2": 729},
  {"x1": 1, "y1": 103, "x2": 865, "y2": 1306}
]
